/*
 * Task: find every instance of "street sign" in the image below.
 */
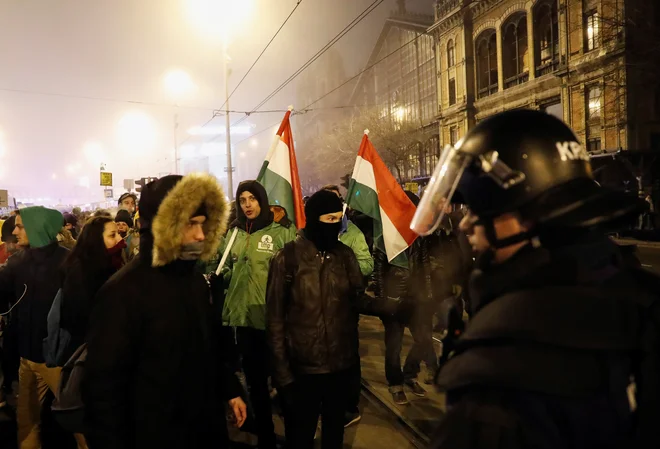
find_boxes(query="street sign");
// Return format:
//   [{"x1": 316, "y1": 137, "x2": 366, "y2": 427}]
[
  {"x1": 123, "y1": 179, "x2": 134, "y2": 191},
  {"x1": 223, "y1": 167, "x2": 236, "y2": 172},
  {"x1": 405, "y1": 182, "x2": 419, "y2": 195},
  {"x1": 104, "y1": 189, "x2": 114, "y2": 199},
  {"x1": 100, "y1": 172, "x2": 113, "y2": 187},
  {"x1": 0, "y1": 189, "x2": 7, "y2": 208}
]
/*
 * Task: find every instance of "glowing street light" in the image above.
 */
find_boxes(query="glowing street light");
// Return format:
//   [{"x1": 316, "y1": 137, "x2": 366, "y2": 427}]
[
  {"x1": 163, "y1": 69, "x2": 197, "y2": 100},
  {"x1": 185, "y1": 0, "x2": 254, "y2": 41},
  {"x1": 117, "y1": 111, "x2": 157, "y2": 153},
  {"x1": 83, "y1": 141, "x2": 106, "y2": 164}
]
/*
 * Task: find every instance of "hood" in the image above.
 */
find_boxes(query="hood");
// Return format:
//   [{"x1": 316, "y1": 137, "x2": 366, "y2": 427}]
[
  {"x1": 20, "y1": 206, "x2": 63, "y2": 248},
  {"x1": 141, "y1": 173, "x2": 229, "y2": 267},
  {"x1": 231, "y1": 180, "x2": 274, "y2": 232}
]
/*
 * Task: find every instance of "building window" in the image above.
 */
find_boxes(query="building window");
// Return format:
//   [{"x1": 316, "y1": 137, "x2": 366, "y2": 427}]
[
  {"x1": 450, "y1": 126, "x2": 459, "y2": 146},
  {"x1": 447, "y1": 39, "x2": 455, "y2": 67},
  {"x1": 476, "y1": 30, "x2": 498, "y2": 98},
  {"x1": 586, "y1": 85, "x2": 602, "y2": 120},
  {"x1": 448, "y1": 78, "x2": 456, "y2": 105},
  {"x1": 587, "y1": 137, "x2": 601, "y2": 153},
  {"x1": 584, "y1": 10, "x2": 600, "y2": 51},
  {"x1": 503, "y1": 14, "x2": 529, "y2": 89},
  {"x1": 534, "y1": 0, "x2": 559, "y2": 76}
]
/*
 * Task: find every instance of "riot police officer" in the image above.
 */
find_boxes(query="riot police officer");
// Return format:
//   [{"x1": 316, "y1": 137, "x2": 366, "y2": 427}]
[{"x1": 411, "y1": 109, "x2": 658, "y2": 449}]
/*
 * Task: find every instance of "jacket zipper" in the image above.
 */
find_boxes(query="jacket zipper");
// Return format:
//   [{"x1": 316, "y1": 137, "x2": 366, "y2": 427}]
[{"x1": 318, "y1": 251, "x2": 332, "y2": 366}]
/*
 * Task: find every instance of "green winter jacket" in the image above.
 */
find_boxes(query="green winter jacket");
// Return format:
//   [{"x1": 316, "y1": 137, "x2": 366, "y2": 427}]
[
  {"x1": 217, "y1": 221, "x2": 296, "y2": 330},
  {"x1": 340, "y1": 221, "x2": 374, "y2": 277}
]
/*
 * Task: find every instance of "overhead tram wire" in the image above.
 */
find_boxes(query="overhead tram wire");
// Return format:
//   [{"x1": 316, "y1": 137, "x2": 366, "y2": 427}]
[
  {"x1": 229, "y1": 0, "x2": 385, "y2": 130},
  {"x1": 218, "y1": 0, "x2": 304, "y2": 111},
  {"x1": 233, "y1": 32, "x2": 425, "y2": 148}
]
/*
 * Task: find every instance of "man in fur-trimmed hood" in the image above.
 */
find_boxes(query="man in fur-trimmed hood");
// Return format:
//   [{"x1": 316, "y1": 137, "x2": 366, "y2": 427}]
[{"x1": 83, "y1": 174, "x2": 246, "y2": 449}]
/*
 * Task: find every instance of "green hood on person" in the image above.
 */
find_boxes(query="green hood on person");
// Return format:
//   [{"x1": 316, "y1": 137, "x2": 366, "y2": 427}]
[{"x1": 20, "y1": 206, "x2": 64, "y2": 248}]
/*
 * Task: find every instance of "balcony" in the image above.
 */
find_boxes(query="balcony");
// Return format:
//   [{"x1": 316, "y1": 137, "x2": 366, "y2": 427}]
[
  {"x1": 504, "y1": 72, "x2": 529, "y2": 89},
  {"x1": 435, "y1": 0, "x2": 461, "y2": 19}
]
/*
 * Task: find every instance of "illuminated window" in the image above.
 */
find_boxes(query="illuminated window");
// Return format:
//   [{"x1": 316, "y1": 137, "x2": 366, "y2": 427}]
[
  {"x1": 586, "y1": 85, "x2": 601, "y2": 120},
  {"x1": 447, "y1": 40, "x2": 455, "y2": 67},
  {"x1": 503, "y1": 14, "x2": 529, "y2": 88},
  {"x1": 476, "y1": 30, "x2": 498, "y2": 98},
  {"x1": 584, "y1": 10, "x2": 600, "y2": 51}
]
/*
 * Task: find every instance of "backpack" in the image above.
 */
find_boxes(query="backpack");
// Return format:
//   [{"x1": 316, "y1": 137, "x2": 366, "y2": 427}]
[
  {"x1": 51, "y1": 343, "x2": 87, "y2": 433},
  {"x1": 43, "y1": 288, "x2": 72, "y2": 368}
]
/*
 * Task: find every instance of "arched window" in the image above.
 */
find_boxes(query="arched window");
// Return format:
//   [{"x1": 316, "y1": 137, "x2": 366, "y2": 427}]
[
  {"x1": 447, "y1": 39, "x2": 455, "y2": 67},
  {"x1": 503, "y1": 14, "x2": 529, "y2": 88},
  {"x1": 534, "y1": 0, "x2": 559, "y2": 75},
  {"x1": 476, "y1": 30, "x2": 498, "y2": 98}
]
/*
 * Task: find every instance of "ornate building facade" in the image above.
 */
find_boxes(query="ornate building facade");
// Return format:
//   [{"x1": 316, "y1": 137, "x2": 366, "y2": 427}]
[{"x1": 431, "y1": 0, "x2": 660, "y2": 158}]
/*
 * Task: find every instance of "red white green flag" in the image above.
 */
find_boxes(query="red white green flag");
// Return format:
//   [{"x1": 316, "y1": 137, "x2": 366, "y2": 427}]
[
  {"x1": 257, "y1": 108, "x2": 306, "y2": 229},
  {"x1": 346, "y1": 130, "x2": 417, "y2": 268}
]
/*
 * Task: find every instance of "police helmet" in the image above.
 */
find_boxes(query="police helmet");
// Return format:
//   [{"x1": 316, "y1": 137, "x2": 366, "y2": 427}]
[{"x1": 412, "y1": 109, "x2": 643, "y2": 239}]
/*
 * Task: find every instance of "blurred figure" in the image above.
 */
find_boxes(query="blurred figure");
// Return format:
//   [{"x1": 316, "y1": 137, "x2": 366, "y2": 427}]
[
  {"x1": 266, "y1": 190, "x2": 364, "y2": 449},
  {"x1": 0, "y1": 216, "x2": 19, "y2": 266},
  {"x1": 59, "y1": 217, "x2": 125, "y2": 363},
  {"x1": 374, "y1": 191, "x2": 436, "y2": 405},
  {"x1": 63, "y1": 213, "x2": 79, "y2": 240},
  {"x1": 117, "y1": 193, "x2": 137, "y2": 217},
  {"x1": 114, "y1": 210, "x2": 138, "y2": 263},
  {"x1": 216, "y1": 180, "x2": 296, "y2": 449},
  {"x1": 84, "y1": 174, "x2": 246, "y2": 449},
  {"x1": 0, "y1": 207, "x2": 87, "y2": 448},
  {"x1": 57, "y1": 217, "x2": 77, "y2": 250}
]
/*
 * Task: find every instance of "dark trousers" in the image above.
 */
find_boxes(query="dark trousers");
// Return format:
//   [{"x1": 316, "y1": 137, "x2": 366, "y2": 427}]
[
  {"x1": 288, "y1": 369, "x2": 351, "y2": 449},
  {"x1": 346, "y1": 362, "x2": 361, "y2": 414},
  {"x1": 382, "y1": 303, "x2": 438, "y2": 386},
  {"x1": 236, "y1": 327, "x2": 276, "y2": 449}
]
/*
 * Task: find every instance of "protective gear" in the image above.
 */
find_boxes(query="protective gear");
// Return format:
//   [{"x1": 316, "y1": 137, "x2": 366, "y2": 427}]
[{"x1": 412, "y1": 109, "x2": 644, "y2": 239}]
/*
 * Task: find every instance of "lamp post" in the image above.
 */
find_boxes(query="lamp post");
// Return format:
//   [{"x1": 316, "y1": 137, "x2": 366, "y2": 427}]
[{"x1": 224, "y1": 39, "x2": 234, "y2": 200}]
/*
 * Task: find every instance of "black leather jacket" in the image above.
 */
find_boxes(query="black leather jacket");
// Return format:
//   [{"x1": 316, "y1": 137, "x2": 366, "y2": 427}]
[
  {"x1": 266, "y1": 238, "x2": 364, "y2": 387},
  {"x1": 373, "y1": 236, "x2": 432, "y2": 307}
]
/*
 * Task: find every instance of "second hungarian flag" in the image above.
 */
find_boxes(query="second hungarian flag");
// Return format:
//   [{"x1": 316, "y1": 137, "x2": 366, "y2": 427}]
[
  {"x1": 346, "y1": 130, "x2": 417, "y2": 268},
  {"x1": 257, "y1": 108, "x2": 306, "y2": 229}
]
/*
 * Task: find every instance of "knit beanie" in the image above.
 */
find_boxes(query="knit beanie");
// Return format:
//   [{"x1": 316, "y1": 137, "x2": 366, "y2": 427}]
[
  {"x1": 115, "y1": 209, "x2": 134, "y2": 228},
  {"x1": 1, "y1": 216, "x2": 16, "y2": 244}
]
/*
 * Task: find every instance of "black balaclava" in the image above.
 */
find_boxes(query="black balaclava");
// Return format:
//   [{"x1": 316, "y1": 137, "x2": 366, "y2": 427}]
[
  {"x1": 234, "y1": 181, "x2": 273, "y2": 233},
  {"x1": 304, "y1": 190, "x2": 344, "y2": 252}
]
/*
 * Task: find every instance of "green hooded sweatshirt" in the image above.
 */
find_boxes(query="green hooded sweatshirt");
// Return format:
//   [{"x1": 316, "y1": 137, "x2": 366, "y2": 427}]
[
  {"x1": 20, "y1": 206, "x2": 64, "y2": 248},
  {"x1": 340, "y1": 221, "x2": 373, "y2": 277}
]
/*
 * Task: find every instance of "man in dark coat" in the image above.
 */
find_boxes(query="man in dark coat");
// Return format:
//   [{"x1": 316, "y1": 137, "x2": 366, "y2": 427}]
[
  {"x1": 83, "y1": 174, "x2": 246, "y2": 449},
  {"x1": 0, "y1": 206, "x2": 88, "y2": 448}
]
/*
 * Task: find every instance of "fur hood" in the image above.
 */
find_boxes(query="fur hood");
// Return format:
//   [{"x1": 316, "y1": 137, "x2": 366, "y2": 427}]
[{"x1": 150, "y1": 173, "x2": 229, "y2": 267}]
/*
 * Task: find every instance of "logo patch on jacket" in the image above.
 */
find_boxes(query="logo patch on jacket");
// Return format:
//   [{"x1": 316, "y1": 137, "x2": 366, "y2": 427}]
[{"x1": 257, "y1": 234, "x2": 274, "y2": 253}]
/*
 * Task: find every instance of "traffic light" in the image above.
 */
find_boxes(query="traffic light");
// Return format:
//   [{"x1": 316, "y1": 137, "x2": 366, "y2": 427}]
[
  {"x1": 135, "y1": 177, "x2": 158, "y2": 193},
  {"x1": 340, "y1": 173, "x2": 351, "y2": 191}
]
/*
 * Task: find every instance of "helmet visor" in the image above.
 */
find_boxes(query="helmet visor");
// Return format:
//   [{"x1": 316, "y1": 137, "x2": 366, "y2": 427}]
[{"x1": 411, "y1": 144, "x2": 472, "y2": 236}]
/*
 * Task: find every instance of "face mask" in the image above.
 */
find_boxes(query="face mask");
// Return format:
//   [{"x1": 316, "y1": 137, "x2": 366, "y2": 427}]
[
  {"x1": 180, "y1": 241, "x2": 205, "y2": 261},
  {"x1": 305, "y1": 221, "x2": 342, "y2": 252},
  {"x1": 107, "y1": 239, "x2": 127, "y2": 255}
]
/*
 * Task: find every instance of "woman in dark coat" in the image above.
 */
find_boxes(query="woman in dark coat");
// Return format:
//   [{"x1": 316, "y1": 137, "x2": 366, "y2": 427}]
[{"x1": 60, "y1": 216, "x2": 125, "y2": 360}]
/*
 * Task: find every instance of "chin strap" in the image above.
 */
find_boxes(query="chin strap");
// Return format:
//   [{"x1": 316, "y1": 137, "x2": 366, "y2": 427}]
[{"x1": 479, "y1": 217, "x2": 540, "y2": 250}]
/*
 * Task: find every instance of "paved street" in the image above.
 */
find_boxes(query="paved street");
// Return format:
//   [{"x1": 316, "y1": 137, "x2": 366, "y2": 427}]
[{"x1": 615, "y1": 238, "x2": 660, "y2": 274}]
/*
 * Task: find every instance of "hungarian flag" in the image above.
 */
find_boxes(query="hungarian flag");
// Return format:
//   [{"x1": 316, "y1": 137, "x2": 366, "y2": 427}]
[
  {"x1": 347, "y1": 131, "x2": 417, "y2": 268},
  {"x1": 257, "y1": 108, "x2": 306, "y2": 229}
]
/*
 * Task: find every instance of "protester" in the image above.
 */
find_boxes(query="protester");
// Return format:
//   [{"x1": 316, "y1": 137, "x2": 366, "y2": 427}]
[
  {"x1": 412, "y1": 110, "x2": 656, "y2": 449},
  {"x1": 217, "y1": 180, "x2": 296, "y2": 449},
  {"x1": 0, "y1": 217, "x2": 19, "y2": 266},
  {"x1": 63, "y1": 212, "x2": 79, "y2": 239},
  {"x1": 114, "y1": 209, "x2": 138, "y2": 262},
  {"x1": 57, "y1": 220, "x2": 77, "y2": 250},
  {"x1": 117, "y1": 192, "x2": 137, "y2": 217},
  {"x1": 266, "y1": 189, "x2": 364, "y2": 449},
  {"x1": 0, "y1": 207, "x2": 87, "y2": 448},
  {"x1": 374, "y1": 191, "x2": 436, "y2": 405},
  {"x1": 83, "y1": 174, "x2": 246, "y2": 449},
  {"x1": 59, "y1": 216, "x2": 125, "y2": 362}
]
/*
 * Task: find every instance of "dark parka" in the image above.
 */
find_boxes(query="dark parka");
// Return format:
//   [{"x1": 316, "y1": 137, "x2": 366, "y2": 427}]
[
  {"x1": 83, "y1": 174, "x2": 242, "y2": 449},
  {"x1": 266, "y1": 237, "x2": 364, "y2": 388}
]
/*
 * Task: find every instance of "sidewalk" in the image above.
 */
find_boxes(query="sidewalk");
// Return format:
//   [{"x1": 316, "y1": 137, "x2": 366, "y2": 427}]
[{"x1": 358, "y1": 315, "x2": 445, "y2": 443}]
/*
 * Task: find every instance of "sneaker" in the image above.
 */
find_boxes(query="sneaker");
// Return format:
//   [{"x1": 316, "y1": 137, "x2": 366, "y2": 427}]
[
  {"x1": 405, "y1": 380, "x2": 427, "y2": 397},
  {"x1": 344, "y1": 411, "x2": 362, "y2": 428},
  {"x1": 389, "y1": 387, "x2": 409, "y2": 405}
]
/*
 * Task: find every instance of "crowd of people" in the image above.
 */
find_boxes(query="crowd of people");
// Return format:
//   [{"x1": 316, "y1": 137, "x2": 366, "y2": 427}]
[{"x1": 0, "y1": 109, "x2": 658, "y2": 449}]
